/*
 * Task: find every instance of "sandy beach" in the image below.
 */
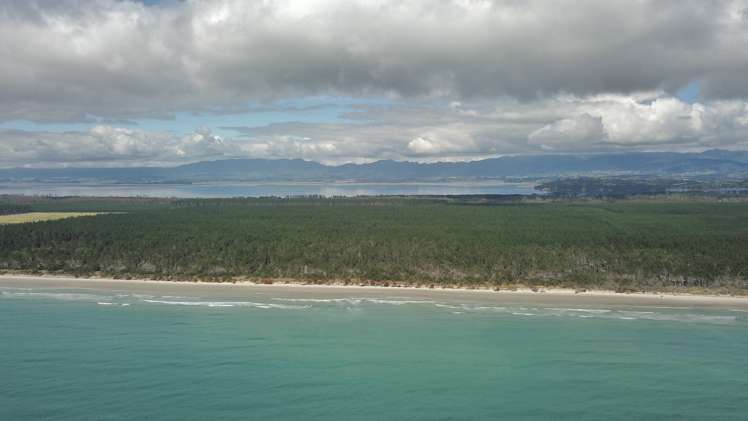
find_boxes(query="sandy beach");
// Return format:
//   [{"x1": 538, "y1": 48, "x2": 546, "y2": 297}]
[{"x1": 2, "y1": 274, "x2": 747, "y2": 309}]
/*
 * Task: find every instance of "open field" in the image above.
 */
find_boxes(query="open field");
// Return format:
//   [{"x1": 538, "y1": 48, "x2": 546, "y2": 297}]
[
  {"x1": 0, "y1": 212, "x2": 101, "y2": 225},
  {"x1": 0, "y1": 196, "x2": 747, "y2": 292}
]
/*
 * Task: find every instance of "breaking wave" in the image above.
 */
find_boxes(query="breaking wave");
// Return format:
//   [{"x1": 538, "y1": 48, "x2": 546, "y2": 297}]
[
  {"x1": 272, "y1": 297, "x2": 434, "y2": 306},
  {"x1": 2, "y1": 287, "x2": 744, "y2": 324},
  {"x1": 142, "y1": 299, "x2": 309, "y2": 309},
  {"x1": 2, "y1": 291, "x2": 111, "y2": 302},
  {"x1": 433, "y1": 303, "x2": 742, "y2": 324}
]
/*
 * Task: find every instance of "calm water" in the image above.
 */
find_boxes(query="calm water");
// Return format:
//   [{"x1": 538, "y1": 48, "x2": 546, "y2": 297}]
[
  {"x1": 2, "y1": 285, "x2": 747, "y2": 420},
  {"x1": 0, "y1": 181, "x2": 538, "y2": 198}
]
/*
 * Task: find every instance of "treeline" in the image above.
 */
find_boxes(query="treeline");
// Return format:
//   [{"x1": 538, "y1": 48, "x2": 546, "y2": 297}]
[
  {"x1": 537, "y1": 177, "x2": 748, "y2": 198},
  {"x1": 0, "y1": 195, "x2": 173, "y2": 212},
  {"x1": 0, "y1": 204, "x2": 31, "y2": 215},
  {"x1": 1, "y1": 197, "x2": 747, "y2": 292}
]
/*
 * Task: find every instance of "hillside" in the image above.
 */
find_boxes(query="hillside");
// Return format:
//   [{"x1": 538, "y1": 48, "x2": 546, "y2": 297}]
[{"x1": 2, "y1": 150, "x2": 748, "y2": 183}]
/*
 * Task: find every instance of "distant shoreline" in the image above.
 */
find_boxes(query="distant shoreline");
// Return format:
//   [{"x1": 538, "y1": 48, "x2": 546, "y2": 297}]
[{"x1": 3, "y1": 273, "x2": 747, "y2": 308}]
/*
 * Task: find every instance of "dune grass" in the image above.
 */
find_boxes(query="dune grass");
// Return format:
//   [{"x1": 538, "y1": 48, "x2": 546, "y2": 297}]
[{"x1": 0, "y1": 212, "x2": 101, "y2": 225}]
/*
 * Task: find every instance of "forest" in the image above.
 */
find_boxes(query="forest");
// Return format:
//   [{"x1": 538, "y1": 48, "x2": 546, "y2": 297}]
[
  {"x1": 0, "y1": 204, "x2": 31, "y2": 215},
  {"x1": 536, "y1": 177, "x2": 748, "y2": 198},
  {"x1": 1, "y1": 195, "x2": 747, "y2": 293}
]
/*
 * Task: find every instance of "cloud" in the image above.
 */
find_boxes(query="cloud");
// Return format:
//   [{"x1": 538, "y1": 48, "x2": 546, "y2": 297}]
[
  {"x1": 2, "y1": 0, "x2": 748, "y2": 122},
  {"x1": 0, "y1": 126, "x2": 237, "y2": 167},
  {"x1": 175, "y1": 128, "x2": 236, "y2": 158},
  {"x1": 407, "y1": 137, "x2": 438, "y2": 155},
  {"x1": 226, "y1": 92, "x2": 748, "y2": 162},
  {"x1": 2, "y1": 1, "x2": 748, "y2": 165},
  {"x1": 529, "y1": 94, "x2": 748, "y2": 150},
  {"x1": 2, "y1": 91, "x2": 748, "y2": 167},
  {"x1": 234, "y1": 91, "x2": 748, "y2": 162},
  {"x1": 528, "y1": 114, "x2": 606, "y2": 150}
]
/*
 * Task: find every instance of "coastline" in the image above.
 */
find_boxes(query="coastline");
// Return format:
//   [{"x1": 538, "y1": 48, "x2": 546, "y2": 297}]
[{"x1": 2, "y1": 273, "x2": 748, "y2": 309}]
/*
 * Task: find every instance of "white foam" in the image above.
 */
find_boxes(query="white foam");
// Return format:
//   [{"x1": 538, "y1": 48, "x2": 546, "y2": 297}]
[
  {"x1": 649, "y1": 306, "x2": 693, "y2": 310},
  {"x1": 2, "y1": 291, "x2": 109, "y2": 301},
  {"x1": 4, "y1": 287, "x2": 740, "y2": 325},
  {"x1": 272, "y1": 297, "x2": 355, "y2": 303},
  {"x1": 116, "y1": 293, "x2": 154, "y2": 299},
  {"x1": 365, "y1": 298, "x2": 434, "y2": 305},
  {"x1": 142, "y1": 299, "x2": 308, "y2": 309},
  {"x1": 272, "y1": 297, "x2": 433, "y2": 306},
  {"x1": 429, "y1": 303, "x2": 743, "y2": 325},
  {"x1": 548, "y1": 308, "x2": 612, "y2": 314},
  {"x1": 468, "y1": 305, "x2": 509, "y2": 312}
]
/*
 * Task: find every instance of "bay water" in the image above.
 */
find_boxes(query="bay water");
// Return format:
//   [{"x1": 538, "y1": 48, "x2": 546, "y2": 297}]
[{"x1": 0, "y1": 181, "x2": 538, "y2": 198}]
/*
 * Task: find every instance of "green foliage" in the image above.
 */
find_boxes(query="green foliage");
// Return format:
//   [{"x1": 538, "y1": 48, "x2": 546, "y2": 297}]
[
  {"x1": 1, "y1": 197, "x2": 747, "y2": 290},
  {"x1": 1, "y1": 195, "x2": 174, "y2": 213},
  {"x1": 0, "y1": 204, "x2": 32, "y2": 215},
  {"x1": 537, "y1": 176, "x2": 748, "y2": 198}
]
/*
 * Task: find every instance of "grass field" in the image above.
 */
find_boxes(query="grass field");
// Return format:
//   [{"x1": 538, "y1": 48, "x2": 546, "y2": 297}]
[{"x1": 0, "y1": 212, "x2": 101, "y2": 225}]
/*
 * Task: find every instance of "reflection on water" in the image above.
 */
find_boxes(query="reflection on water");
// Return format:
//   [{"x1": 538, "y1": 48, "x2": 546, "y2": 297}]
[{"x1": 0, "y1": 181, "x2": 539, "y2": 198}]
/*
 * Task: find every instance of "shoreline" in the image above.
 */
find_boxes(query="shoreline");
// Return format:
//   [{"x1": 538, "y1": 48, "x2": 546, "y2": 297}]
[{"x1": 2, "y1": 273, "x2": 748, "y2": 308}]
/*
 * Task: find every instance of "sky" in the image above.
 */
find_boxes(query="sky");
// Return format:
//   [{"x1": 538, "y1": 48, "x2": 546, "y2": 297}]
[{"x1": 1, "y1": 0, "x2": 748, "y2": 168}]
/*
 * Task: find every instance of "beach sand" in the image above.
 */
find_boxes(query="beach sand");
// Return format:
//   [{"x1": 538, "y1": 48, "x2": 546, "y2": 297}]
[{"x1": 2, "y1": 274, "x2": 747, "y2": 309}]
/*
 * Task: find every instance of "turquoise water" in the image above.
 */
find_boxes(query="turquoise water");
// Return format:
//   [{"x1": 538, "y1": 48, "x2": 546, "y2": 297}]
[{"x1": 2, "y1": 287, "x2": 747, "y2": 420}]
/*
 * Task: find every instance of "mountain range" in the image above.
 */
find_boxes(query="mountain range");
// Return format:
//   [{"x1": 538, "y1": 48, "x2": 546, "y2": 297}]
[{"x1": 2, "y1": 150, "x2": 748, "y2": 183}]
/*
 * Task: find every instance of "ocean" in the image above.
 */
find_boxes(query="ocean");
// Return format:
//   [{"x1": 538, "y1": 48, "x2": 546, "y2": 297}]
[{"x1": 2, "y1": 280, "x2": 747, "y2": 420}]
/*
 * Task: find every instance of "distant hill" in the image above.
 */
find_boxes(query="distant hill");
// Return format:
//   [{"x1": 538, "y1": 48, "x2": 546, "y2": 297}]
[{"x1": 1, "y1": 150, "x2": 748, "y2": 183}]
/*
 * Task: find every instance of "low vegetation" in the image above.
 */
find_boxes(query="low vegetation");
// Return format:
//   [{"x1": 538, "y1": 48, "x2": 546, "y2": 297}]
[
  {"x1": 537, "y1": 177, "x2": 748, "y2": 198},
  {"x1": 0, "y1": 196, "x2": 746, "y2": 292},
  {"x1": 0, "y1": 204, "x2": 32, "y2": 215}
]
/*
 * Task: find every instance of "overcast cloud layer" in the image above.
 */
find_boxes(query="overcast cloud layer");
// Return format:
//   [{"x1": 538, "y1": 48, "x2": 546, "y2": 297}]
[{"x1": 2, "y1": 0, "x2": 748, "y2": 166}]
